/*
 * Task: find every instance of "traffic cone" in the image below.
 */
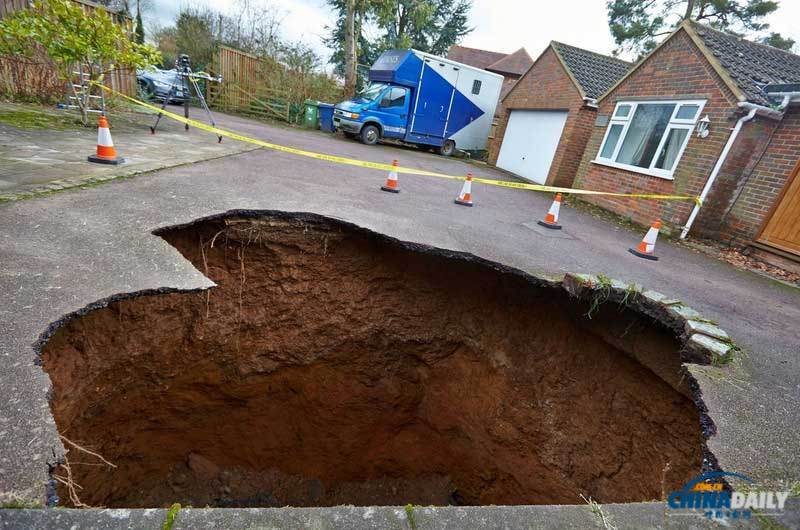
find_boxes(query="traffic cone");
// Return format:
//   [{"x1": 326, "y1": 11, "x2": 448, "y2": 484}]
[
  {"x1": 454, "y1": 173, "x2": 473, "y2": 207},
  {"x1": 628, "y1": 220, "x2": 661, "y2": 261},
  {"x1": 537, "y1": 193, "x2": 563, "y2": 230},
  {"x1": 381, "y1": 159, "x2": 400, "y2": 193},
  {"x1": 88, "y1": 115, "x2": 124, "y2": 165}
]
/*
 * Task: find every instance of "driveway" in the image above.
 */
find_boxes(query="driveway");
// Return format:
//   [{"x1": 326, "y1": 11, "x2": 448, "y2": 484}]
[{"x1": 0, "y1": 113, "x2": 798, "y2": 526}]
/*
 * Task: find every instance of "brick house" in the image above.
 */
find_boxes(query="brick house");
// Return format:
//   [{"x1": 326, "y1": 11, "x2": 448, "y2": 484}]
[
  {"x1": 487, "y1": 42, "x2": 631, "y2": 187},
  {"x1": 447, "y1": 45, "x2": 534, "y2": 101},
  {"x1": 572, "y1": 21, "x2": 800, "y2": 268}
]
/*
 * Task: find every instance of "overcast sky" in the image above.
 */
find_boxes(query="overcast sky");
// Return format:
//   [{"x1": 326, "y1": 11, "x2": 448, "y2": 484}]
[{"x1": 148, "y1": 0, "x2": 800, "y2": 68}]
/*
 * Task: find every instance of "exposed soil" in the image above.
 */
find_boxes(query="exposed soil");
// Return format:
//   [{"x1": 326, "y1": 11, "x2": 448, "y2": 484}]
[{"x1": 40, "y1": 213, "x2": 704, "y2": 508}]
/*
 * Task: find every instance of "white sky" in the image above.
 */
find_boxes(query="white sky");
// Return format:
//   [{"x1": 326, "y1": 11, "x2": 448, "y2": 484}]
[{"x1": 148, "y1": 0, "x2": 800, "y2": 68}]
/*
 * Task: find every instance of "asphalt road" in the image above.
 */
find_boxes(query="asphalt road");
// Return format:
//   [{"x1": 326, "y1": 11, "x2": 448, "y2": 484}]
[{"x1": 1, "y1": 113, "x2": 798, "y2": 511}]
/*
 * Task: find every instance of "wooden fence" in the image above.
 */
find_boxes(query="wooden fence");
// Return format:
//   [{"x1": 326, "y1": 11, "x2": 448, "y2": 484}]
[
  {"x1": 209, "y1": 47, "x2": 292, "y2": 121},
  {"x1": 0, "y1": 0, "x2": 136, "y2": 100},
  {"x1": 209, "y1": 45, "x2": 343, "y2": 123}
]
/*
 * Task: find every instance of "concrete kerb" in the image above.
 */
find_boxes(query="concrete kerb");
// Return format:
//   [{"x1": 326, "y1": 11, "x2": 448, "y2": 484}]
[
  {"x1": 561, "y1": 272, "x2": 737, "y2": 364},
  {"x1": 0, "y1": 501, "x2": 779, "y2": 529}
]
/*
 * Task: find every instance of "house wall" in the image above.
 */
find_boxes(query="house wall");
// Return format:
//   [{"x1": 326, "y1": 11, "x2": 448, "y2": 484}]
[
  {"x1": 691, "y1": 116, "x2": 778, "y2": 241},
  {"x1": 487, "y1": 47, "x2": 592, "y2": 188},
  {"x1": 573, "y1": 29, "x2": 740, "y2": 233},
  {"x1": 709, "y1": 106, "x2": 800, "y2": 245}
]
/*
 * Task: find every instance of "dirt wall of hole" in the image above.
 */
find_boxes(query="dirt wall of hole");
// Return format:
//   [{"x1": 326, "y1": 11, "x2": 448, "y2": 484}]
[{"x1": 40, "y1": 214, "x2": 703, "y2": 508}]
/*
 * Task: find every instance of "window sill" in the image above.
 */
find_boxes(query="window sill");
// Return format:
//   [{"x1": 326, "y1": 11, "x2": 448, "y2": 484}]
[{"x1": 591, "y1": 159, "x2": 675, "y2": 181}]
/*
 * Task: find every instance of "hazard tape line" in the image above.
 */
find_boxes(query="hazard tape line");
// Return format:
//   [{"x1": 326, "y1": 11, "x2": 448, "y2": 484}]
[{"x1": 94, "y1": 83, "x2": 701, "y2": 206}]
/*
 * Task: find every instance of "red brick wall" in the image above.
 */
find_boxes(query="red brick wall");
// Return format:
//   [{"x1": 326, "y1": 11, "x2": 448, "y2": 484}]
[
  {"x1": 710, "y1": 106, "x2": 800, "y2": 245},
  {"x1": 487, "y1": 47, "x2": 592, "y2": 188},
  {"x1": 573, "y1": 29, "x2": 740, "y2": 233},
  {"x1": 692, "y1": 116, "x2": 778, "y2": 240}
]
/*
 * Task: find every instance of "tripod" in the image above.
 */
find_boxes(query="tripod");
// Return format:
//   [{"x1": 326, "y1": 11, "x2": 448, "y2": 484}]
[{"x1": 150, "y1": 54, "x2": 223, "y2": 143}]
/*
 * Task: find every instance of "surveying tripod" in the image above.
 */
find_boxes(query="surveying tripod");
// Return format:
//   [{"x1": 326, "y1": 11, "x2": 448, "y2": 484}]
[{"x1": 149, "y1": 54, "x2": 223, "y2": 143}]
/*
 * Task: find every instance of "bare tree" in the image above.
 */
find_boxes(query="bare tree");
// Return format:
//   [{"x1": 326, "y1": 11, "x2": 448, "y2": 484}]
[{"x1": 344, "y1": 0, "x2": 357, "y2": 97}]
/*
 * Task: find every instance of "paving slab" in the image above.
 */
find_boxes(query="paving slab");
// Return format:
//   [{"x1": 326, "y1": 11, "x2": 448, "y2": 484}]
[{"x1": 0, "y1": 114, "x2": 798, "y2": 527}]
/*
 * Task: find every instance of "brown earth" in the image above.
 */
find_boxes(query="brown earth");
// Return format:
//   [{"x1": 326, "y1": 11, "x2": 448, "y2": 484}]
[{"x1": 40, "y1": 213, "x2": 704, "y2": 508}]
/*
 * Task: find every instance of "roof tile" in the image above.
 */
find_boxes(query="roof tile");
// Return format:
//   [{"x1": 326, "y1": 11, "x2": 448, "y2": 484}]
[
  {"x1": 446, "y1": 45, "x2": 508, "y2": 70},
  {"x1": 486, "y1": 48, "x2": 534, "y2": 76},
  {"x1": 689, "y1": 21, "x2": 800, "y2": 105},
  {"x1": 550, "y1": 42, "x2": 632, "y2": 99}
]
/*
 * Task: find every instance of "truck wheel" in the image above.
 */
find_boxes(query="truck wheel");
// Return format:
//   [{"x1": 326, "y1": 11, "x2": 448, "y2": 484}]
[
  {"x1": 360, "y1": 124, "x2": 380, "y2": 145},
  {"x1": 439, "y1": 139, "x2": 456, "y2": 156}
]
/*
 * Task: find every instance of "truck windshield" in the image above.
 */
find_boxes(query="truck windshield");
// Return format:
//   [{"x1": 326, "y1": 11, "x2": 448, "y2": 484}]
[{"x1": 355, "y1": 83, "x2": 387, "y2": 103}]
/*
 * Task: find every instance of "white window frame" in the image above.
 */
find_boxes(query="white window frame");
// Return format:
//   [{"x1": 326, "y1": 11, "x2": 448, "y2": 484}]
[{"x1": 593, "y1": 99, "x2": 706, "y2": 180}]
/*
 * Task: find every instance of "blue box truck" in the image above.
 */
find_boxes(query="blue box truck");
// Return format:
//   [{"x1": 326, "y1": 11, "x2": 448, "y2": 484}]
[{"x1": 333, "y1": 49, "x2": 504, "y2": 156}]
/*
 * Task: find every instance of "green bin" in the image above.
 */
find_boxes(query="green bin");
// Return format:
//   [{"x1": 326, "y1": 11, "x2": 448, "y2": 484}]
[{"x1": 303, "y1": 99, "x2": 320, "y2": 129}]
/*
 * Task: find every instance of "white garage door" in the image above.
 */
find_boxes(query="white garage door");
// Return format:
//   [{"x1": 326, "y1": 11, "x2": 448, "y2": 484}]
[{"x1": 496, "y1": 110, "x2": 568, "y2": 184}]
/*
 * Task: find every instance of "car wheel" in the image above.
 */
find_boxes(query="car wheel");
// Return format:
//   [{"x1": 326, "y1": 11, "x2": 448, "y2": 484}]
[
  {"x1": 439, "y1": 139, "x2": 456, "y2": 157},
  {"x1": 360, "y1": 124, "x2": 380, "y2": 145}
]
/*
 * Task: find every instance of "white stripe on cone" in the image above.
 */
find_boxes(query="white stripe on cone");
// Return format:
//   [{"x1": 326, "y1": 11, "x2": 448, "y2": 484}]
[
  {"x1": 641, "y1": 225, "x2": 660, "y2": 253},
  {"x1": 97, "y1": 127, "x2": 114, "y2": 147},
  {"x1": 547, "y1": 198, "x2": 560, "y2": 220},
  {"x1": 459, "y1": 179, "x2": 472, "y2": 198},
  {"x1": 641, "y1": 222, "x2": 661, "y2": 254}
]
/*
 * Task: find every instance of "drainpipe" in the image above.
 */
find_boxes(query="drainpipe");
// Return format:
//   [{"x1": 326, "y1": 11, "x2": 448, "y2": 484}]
[
  {"x1": 676, "y1": 97, "x2": 784, "y2": 240},
  {"x1": 679, "y1": 107, "x2": 756, "y2": 239}
]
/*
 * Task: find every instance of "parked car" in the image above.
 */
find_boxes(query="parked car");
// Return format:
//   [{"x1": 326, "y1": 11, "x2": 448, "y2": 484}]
[
  {"x1": 136, "y1": 68, "x2": 187, "y2": 103},
  {"x1": 333, "y1": 49, "x2": 503, "y2": 156}
]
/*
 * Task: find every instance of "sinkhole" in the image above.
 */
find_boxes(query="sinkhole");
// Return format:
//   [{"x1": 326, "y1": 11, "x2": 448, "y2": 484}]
[{"x1": 39, "y1": 212, "x2": 706, "y2": 508}]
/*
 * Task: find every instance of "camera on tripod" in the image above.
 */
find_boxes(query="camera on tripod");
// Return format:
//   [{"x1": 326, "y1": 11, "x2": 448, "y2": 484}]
[
  {"x1": 176, "y1": 54, "x2": 191, "y2": 71},
  {"x1": 149, "y1": 52, "x2": 224, "y2": 142}
]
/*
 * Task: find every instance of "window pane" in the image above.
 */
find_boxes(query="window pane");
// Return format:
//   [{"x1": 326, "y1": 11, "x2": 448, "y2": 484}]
[
  {"x1": 615, "y1": 104, "x2": 631, "y2": 118},
  {"x1": 654, "y1": 128, "x2": 689, "y2": 171},
  {"x1": 615, "y1": 103, "x2": 675, "y2": 168},
  {"x1": 389, "y1": 87, "x2": 406, "y2": 107},
  {"x1": 676, "y1": 104, "x2": 700, "y2": 120},
  {"x1": 600, "y1": 124, "x2": 624, "y2": 159},
  {"x1": 472, "y1": 79, "x2": 482, "y2": 95}
]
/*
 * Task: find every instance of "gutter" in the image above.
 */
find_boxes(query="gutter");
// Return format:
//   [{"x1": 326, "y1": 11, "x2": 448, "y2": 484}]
[{"x1": 679, "y1": 93, "x2": 800, "y2": 240}]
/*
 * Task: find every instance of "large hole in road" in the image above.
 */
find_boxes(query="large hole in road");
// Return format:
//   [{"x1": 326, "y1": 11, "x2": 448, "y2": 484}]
[{"x1": 40, "y1": 212, "x2": 704, "y2": 508}]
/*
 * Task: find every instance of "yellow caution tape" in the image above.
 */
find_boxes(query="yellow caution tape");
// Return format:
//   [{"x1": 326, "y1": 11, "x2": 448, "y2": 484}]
[{"x1": 94, "y1": 82, "x2": 701, "y2": 206}]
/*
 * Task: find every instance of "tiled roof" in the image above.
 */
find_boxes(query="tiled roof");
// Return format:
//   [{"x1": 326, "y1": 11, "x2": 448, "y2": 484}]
[
  {"x1": 550, "y1": 41, "x2": 632, "y2": 99},
  {"x1": 486, "y1": 48, "x2": 534, "y2": 76},
  {"x1": 688, "y1": 21, "x2": 800, "y2": 105},
  {"x1": 447, "y1": 45, "x2": 508, "y2": 71}
]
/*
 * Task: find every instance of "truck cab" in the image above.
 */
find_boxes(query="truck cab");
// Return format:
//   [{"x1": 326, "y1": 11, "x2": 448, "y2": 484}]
[
  {"x1": 334, "y1": 83, "x2": 413, "y2": 144},
  {"x1": 334, "y1": 49, "x2": 502, "y2": 157}
]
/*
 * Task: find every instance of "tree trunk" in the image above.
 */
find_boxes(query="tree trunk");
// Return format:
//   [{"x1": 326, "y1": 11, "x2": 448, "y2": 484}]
[
  {"x1": 344, "y1": 0, "x2": 357, "y2": 98},
  {"x1": 683, "y1": 0, "x2": 695, "y2": 20}
]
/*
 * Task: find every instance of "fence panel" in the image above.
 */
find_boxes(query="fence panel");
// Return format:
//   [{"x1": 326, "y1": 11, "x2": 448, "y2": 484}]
[{"x1": 210, "y1": 45, "x2": 343, "y2": 123}]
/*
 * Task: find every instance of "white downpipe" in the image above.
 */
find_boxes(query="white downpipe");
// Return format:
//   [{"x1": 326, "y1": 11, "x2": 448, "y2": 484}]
[
  {"x1": 680, "y1": 92, "x2": 800, "y2": 239},
  {"x1": 679, "y1": 107, "x2": 757, "y2": 239}
]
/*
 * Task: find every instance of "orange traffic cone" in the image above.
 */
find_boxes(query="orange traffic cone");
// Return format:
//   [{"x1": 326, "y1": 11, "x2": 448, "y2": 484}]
[
  {"x1": 454, "y1": 173, "x2": 473, "y2": 207},
  {"x1": 537, "y1": 193, "x2": 563, "y2": 230},
  {"x1": 88, "y1": 115, "x2": 124, "y2": 165},
  {"x1": 629, "y1": 220, "x2": 662, "y2": 261},
  {"x1": 381, "y1": 159, "x2": 400, "y2": 193}
]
